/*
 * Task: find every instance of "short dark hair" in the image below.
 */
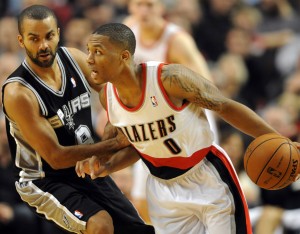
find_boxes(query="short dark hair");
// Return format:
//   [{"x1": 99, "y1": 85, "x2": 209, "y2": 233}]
[
  {"x1": 93, "y1": 23, "x2": 136, "y2": 55},
  {"x1": 18, "y1": 5, "x2": 58, "y2": 34}
]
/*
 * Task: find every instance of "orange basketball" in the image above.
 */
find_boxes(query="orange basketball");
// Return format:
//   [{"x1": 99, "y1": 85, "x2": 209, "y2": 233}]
[{"x1": 244, "y1": 133, "x2": 300, "y2": 190}]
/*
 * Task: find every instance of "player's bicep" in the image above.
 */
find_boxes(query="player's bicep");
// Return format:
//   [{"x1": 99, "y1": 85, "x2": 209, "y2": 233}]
[
  {"x1": 4, "y1": 85, "x2": 61, "y2": 162},
  {"x1": 161, "y1": 64, "x2": 227, "y2": 112}
]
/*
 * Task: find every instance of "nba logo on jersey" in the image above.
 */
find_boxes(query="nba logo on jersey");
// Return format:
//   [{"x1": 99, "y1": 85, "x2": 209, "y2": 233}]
[
  {"x1": 70, "y1": 77, "x2": 76, "y2": 88},
  {"x1": 74, "y1": 210, "x2": 83, "y2": 219},
  {"x1": 150, "y1": 96, "x2": 158, "y2": 107}
]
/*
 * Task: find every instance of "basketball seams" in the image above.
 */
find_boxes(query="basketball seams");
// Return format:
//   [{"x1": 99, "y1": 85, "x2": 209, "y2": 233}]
[
  {"x1": 244, "y1": 137, "x2": 287, "y2": 173},
  {"x1": 269, "y1": 142, "x2": 293, "y2": 189},
  {"x1": 255, "y1": 142, "x2": 289, "y2": 185},
  {"x1": 244, "y1": 133, "x2": 297, "y2": 190},
  {"x1": 289, "y1": 141, "x2": 299, "y2": 152},
  {"x1": 265, "y1": 142, "x2": 292, "y2": 189}
]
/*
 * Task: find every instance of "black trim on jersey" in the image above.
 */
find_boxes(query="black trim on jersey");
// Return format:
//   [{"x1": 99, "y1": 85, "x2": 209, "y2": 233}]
[
  {"x1": 140, "y1": 157, "x2": 192, "y2": 180},
  {"x1": 206, "y1": 152, "x2": 248, "y2": 234},
  {"x1": 23, "y1": 56, "x2": 67, "y2": 96}
]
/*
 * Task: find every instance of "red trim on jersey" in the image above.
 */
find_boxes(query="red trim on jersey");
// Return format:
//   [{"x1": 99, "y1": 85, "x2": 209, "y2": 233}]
[
  {"x1": 157, "y1": 63, "x2": 189, "y2": 111},
  {"x1": 104, "y1": 83, "x2": 110, "y2": 123},
  {"x1": 211, "y1": 145, "x2": 252, "y2": 234},
  {"x1": 112, "y1": 63, "x2": 147, "y2": 112},
  {"x1": 139, "y1": 146, "x2": 211, "y2": 169}
]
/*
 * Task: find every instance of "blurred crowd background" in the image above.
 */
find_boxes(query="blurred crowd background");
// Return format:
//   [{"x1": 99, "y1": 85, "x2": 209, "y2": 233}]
[{"x1": 1, "y1": 0, "x2": 300, "y2": 233}]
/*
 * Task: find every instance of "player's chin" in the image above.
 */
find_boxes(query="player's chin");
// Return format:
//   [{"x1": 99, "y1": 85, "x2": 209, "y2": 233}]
[
  {"x1": 91, "y1": 70, "x2": 98, "y2": 79},
  {"x1": 91, "y1": 72, "x2": 102, "y2": 83}
]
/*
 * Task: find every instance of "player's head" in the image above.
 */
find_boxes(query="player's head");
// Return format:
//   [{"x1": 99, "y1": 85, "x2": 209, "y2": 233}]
[
  {"x1": 17, "y1": 5, "x2": 60, "y2": 68},
  {"x1": 92, "y1": 23, "x2": 136, "y2": 55},
  {"x1": 86, "y1": 23, "x2": 136, "y2": 84}
]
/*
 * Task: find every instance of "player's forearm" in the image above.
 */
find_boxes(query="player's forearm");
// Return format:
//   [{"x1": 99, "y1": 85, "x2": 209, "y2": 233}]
[
  {"x1": 218, "y1": 100, "x2": 278, "y2": 138},
  {"x1": 49, "y1": 138, "x2": 125, "y2": 169},
  {"x1": 105, "y1": 146, "x2": 140, "y2": 174}
]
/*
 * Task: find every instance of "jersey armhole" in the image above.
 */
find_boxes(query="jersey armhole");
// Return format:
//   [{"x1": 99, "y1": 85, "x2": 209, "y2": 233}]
[
  {"x1": 104, "y1": 83, "x2": 110, "y2": 123},
  {"x1": 157, "y1": 63, "x2": 189, "y2": 111}
]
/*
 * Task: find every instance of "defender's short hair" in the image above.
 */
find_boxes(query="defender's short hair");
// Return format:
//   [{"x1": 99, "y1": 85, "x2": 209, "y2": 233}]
[{"x1": 18, "y1": 5, "x2": 58, "y2": 34}]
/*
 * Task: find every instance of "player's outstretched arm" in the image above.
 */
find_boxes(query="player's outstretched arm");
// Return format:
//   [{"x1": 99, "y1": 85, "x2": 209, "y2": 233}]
[
  {"x1": 161, "y1": 64, "x2": 278, "y2": 138},
  {"x1": 76, "y1": 146, "x2": 140, "y2": 179},
  {"x1": 76, "y1": 120, "x2": 139, "y2": 179},
  {"x1": 3, "y1": 83, "x2": 129, "y2": 170}
]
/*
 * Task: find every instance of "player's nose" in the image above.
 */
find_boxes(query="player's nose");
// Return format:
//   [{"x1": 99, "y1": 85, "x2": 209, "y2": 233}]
[
  {"x1": 39, "y1": 39, "x2": 49, "y2": 50},
  {"x1": 86, "y1": 53, "x2": 94, "y2": 65}
]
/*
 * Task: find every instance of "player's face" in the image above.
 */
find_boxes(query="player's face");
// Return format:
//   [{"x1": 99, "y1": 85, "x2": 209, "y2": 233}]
[
  {"x1": 129, "y1": 0, "x2": 164, "y2": 26},
  {"x1": 18, "y1": 16, "x2": 59, "y2": 68},
  {"x1": 86, "y1": 34, "x2": 124, "y2": 85}
]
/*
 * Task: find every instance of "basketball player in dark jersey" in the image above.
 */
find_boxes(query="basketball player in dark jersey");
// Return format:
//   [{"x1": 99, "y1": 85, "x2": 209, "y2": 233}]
[{"x1": 1, "y1": 5, "x2": 154, "y2": 234}]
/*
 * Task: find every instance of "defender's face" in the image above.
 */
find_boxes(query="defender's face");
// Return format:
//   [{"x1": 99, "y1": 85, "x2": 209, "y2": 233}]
[
  {"x1": 18, "y1": 16, "x2": 59, "y2": 68},
  {"x1": 86, "y1": 34, "x2": 123, "y2": 85}
]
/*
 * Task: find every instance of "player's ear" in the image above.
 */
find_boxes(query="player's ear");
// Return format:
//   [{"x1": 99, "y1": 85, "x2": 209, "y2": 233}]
[
  {"x1": 57, "y1": 27, "x2": 60, "y2": 43},
  {"x1": 17, "y1": 34, "x2": 25, "y2": 48},
  {"x1": 120, "y1": 50, "x2": 130, "y2": 61}
]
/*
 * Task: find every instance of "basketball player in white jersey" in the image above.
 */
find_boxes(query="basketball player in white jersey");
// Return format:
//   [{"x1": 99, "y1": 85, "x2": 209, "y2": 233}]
[
  {"x1": 76, "y1": 23, "x2": 284, "y2": 234},
  {"x1": 123, "y1": 0, "x2": 219, "y2": 219}
]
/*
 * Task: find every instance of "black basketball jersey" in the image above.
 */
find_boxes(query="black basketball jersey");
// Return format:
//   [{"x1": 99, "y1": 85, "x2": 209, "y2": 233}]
[{"x1": 2, "y1": 47, "x2": 95, "y2": 180}]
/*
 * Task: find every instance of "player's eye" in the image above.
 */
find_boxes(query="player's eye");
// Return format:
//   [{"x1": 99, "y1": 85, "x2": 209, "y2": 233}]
[
  {"x1": 47, "y1": 33, "x2": 54, "y2": 40},
  {"x1": 29, "y1": 37, "x2": 38, "y2": 42}
]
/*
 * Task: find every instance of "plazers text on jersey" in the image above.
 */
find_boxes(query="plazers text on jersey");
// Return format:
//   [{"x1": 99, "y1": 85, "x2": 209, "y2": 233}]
[{"x1": 119, "y1": 115, "x2": 176, "y2": 142}]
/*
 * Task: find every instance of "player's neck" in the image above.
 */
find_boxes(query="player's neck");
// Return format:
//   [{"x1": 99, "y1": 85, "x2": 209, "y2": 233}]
[
  {"x1": 114, "y1": 65, "x2": 143, "y2": 108},
  {"x1": 26, "y1": 57, "x2": 62, "y2": 90}
]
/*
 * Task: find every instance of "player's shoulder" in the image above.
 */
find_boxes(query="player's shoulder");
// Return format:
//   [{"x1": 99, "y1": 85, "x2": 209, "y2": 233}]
[
  {"x1": 64, "y1": 47, "x2": 90, "y2": 75},
  {"x1": 3, "y1": 81, "x2": 38, "y2": 113},
  {"x1": 160, "y1": 64, "x2": 186, "y2": 83},
  {"x1": 4, "y1": 81, "x2": 34, "y2": 99},
  {"x1": 63, "y1": 47, "x2": 85, "y2": 60}
]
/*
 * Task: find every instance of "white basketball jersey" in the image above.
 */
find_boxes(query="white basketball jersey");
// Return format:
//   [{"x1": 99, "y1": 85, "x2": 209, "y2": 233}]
[
  {"x1": 131, "y1": 23, "x2": 182, "y2": 64},
  {"x1": 106, "y1": 62, "x2": 214, "y2": 178}
]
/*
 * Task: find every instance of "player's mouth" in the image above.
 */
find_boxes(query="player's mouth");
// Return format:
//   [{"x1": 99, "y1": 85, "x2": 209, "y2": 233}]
[
  {"x1": 91, "y1": 70, "x2": 98, "y2": 79},
  {"x1": 39, "y1": 53, "x2": 51, "y2": 59}
]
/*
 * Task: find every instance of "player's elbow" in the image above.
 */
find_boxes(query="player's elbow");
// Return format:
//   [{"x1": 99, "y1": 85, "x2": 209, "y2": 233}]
[
  {"x1": 41, "y1": 146, "x2": 64, "y2": 170},
  {"x1": 46, "y1": 157, "x2": 62, "y2": 170}
]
